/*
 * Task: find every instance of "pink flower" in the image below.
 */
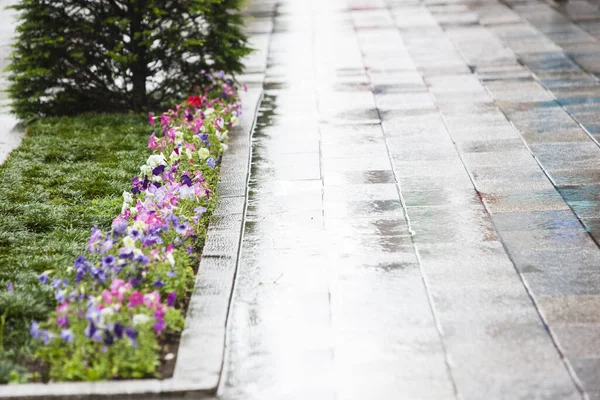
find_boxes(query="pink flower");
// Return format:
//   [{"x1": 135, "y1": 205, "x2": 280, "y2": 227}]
[
  {"x1": 102, "y1": 289, "x2": 113, "y2": 304},
  {"x1": 56, "y1": 302, "x2": 69, "y2": 315},
  {"x1": 129, "y1": 292, "x2": 144, "y2": 308},
  {"x1": 148, "y1": 113, "x2": 155, "y2": 126},
  {"x1": 148, "y1": 132, "x2": 158, "y2": 150},
  {"x1": 143, "y1": 291, "x2": 161, "y2": 309},
  {"x1": 110, "y1": 278, "x2": 125, "y2": 292}
]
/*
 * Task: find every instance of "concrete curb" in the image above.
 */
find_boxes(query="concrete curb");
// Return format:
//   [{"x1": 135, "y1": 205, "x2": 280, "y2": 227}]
[{"x1": 0, "y1": 88, "x2": 263, "y2": 400}]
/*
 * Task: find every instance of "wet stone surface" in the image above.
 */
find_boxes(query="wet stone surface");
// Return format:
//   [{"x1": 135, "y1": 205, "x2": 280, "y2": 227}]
[
  {"x1": 216, "y1": 0, "x2": 600, "y2": 399},
  {"x1": 0, "y1": 1, "x2": 21, "y2": 165}
]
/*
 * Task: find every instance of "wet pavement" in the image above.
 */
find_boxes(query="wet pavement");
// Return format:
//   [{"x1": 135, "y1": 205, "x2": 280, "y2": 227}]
[
  {"x1": 0, "y1": 1, "x2": 22, "y2": 164},
  {"x1": 220, "y1": 0, "x2": 600, "y2": 398}
]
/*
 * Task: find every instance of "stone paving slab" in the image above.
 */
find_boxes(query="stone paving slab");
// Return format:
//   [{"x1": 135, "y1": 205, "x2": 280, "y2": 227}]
[
  {"x1": 0, "y1": 1, "x2": 22, "y2": 165},
  {"x1": 215, "y1": 0, "x2": 600, "y2": 399}
]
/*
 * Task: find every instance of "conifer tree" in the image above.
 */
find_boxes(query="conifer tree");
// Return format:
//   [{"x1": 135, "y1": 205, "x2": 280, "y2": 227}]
[{"x1": 7, "y1": 0, "x2": 251, "y2": 118}]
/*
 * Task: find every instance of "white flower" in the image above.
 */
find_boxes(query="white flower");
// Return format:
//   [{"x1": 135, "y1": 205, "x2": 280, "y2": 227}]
[
  {"x1": 170, "y1": 150, "x2": 180, "y2": 162},
  {"x1": 133, "y1": 314, "x2": 151, "y2": 326},
  {"x1": 231, "y1": 115, "x2": 239, "y2": 127},
  {"x1": 198, "y1": 148, "x2": 210, "y2": 160},
  {"x1": 217, "y1": 129, "x2": 228, "y2": 141},
  {"x1": 132, "y1": 220, "x2": 147, "y2": 232},
  {"x1": 123, "y1": 236, "x2": 136, "y2": 248},
  {"x1": 123, "y1": 191, "x2": 133, "y2": 204},
  {"x1": 99, "y1": 307, "x2": 114, "y2": 327},
  {"x1": 179, "y1": 185, "x2": 195, "y2": 200},
  {"x1": 146, "y1": 154, "x2": 167, "y2": 168},
  {"x1": 140, "y1": 165, "x2": 151, "y2": 176},
  {"x1": 121, "y1": 202, "x2": 128, "y2": 213},
  {"x1": 185, "y1": 148, "x2": 193, "y2": 159},
  {"x1": 174, "y1": 129, "x2": 184, "y2": 145},
  {"x1": 204, "y1": 107, "x2": 215, "y2": 116},
  {"x1": 221, "y1": 143, "x2": 229, "y2": 152},
  {"x1": 166, "y1": 253, "x2": 175, "y2": 267}
]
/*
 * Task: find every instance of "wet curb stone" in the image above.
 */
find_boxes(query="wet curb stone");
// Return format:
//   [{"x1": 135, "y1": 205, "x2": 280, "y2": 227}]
[{"x1": 0, "y1": 87, "x2": 263, "y2": 400}]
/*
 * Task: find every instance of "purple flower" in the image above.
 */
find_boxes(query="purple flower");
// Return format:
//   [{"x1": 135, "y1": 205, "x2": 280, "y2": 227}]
[
  {"x1": 153, "y1": 278, "x2": 164, "y2": 288},
  {"x1": 61, "y1": 329, "x2": 74, "y2": 343},
  {"x1": 42, "y1": 331, "x2": 52, "y2": 345},
  {"x1": 7, "y1": 282, "x2": 13, "y2": 291},
  {"x1": 85, "y1": 322, "x2": 103, "y2": 341},
  {"x1": 38, "y1": 273, "x2": 49, "y2": 285},
  {"x1": 194, "y1": 206, "x2": 207, "y2": 217},
  {"x1": 57, "y1": 316, "x2": 69, "y2": 327},
  {"x1": 167, "y1": 292, "x2": 177, "y2": 307},
  {"x1": 125, "y1": 326, "x2": 138, "y2": 346},
  {"x1": 134, "y1": 254, "x2": 150, "y2": 266},
  {"x1": 87, "y1": 226, "x2": 102, "y2": 252},
  {"x1": 180, "y1": 174, "x2": 193, "y2": 186},
  {"x1": 30, "y1": 321, "x2": 41, "y2": 339},
  {"x1": 55, "y1": 290, "x2": 66, "y2": 303},
  {"x1": 167, "y1": 270, "x2": 176, "y2": 277},
  {"x1": 176, "y1": 223, "x2": 189, "y2": 235},
  {"x1": 102, "y1": 255, "x2": 116, "y2": 268},
  {"x1": 199, "y1": 133, "x2": 210, "y2": 146},
  {"x1": 119, "y1": 247, "x2": 134, "y2": 259},
  {"x1": 152, "y1": 319, "x2": 166, "y2": 334},
  {"x1": 207, "y1": 157, "x2": 216, "y2": 169},
  {"x1": 51, "y1": 278, "x2": 62, "y2": 289},
  {"x1": 152, "y1": 165, "x2": 165, "y2": 175},
  {"x1": 130, "y1": 230, "x2": 141, "y2": 241},
  {"x1": 112, "y1": 220, "x2": 128, "y2": 236},
  {"x1": 100, "y1": 238, "x2": 113, "y2": 254},
  {"x1": 129, "y1": 276, "x2": 142, "y2": 287},
  {"x1": 104, "y1": 331, "x2": 114, "y2": 346},
  {"x1": 85, "y1": 305, "x2": 101, "y2": 323},
  {"x1": 74, "y1": 255, "x2": 91, "y2": 283},
  {"x1": 90, "y1": 266, "x2": 106, "y2": 284},
  {"x1": 125, "y1": 327, "x2": 137, "y2": 340},
  {"x1": 114, "y1": 323, "x2": 124, "y2": 339},
  {"x1": 165, "y1": 213, "x2": 180, "y2": 228}
]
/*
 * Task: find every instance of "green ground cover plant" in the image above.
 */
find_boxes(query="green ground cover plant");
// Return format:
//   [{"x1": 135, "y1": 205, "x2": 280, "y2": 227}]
[{"x1": 0, "y1": 115, "x2": 151, "y2": 383}]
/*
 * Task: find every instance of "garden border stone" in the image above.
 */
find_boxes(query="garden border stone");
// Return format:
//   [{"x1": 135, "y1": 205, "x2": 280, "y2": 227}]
[{"x1": 0, "y1": 87, "x2": 263, "y2": 400}]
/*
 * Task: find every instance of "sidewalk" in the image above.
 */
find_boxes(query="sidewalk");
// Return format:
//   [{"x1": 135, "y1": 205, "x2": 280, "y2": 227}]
[
  {"x1": 221, "y1": 0, "x2": 600, "y2": 399},
  {"x1": 0, "y1": 0, "x2": 22, "y2": 163}
]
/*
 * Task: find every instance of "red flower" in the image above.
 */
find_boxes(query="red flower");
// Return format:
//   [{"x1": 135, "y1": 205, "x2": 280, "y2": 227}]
[{"x1": 187, "y1": 95, "x2": 202, "y2": 108}]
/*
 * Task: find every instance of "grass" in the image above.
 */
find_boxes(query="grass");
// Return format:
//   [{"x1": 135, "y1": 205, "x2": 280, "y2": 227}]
[{"x1": 0, "y1": 114, "x2": 151, "y2": 382}]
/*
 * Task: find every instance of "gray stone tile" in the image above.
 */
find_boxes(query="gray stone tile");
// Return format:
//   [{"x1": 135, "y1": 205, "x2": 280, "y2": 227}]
[
  {"x1": 491, "y1": 210, "x2": 581, "y2": 231},
  {"x1": 552, "y1": 169, "x2": 600, "y2": 186},
  {"x1": 457, "y1": 138, "x2": 525, "y2": 153},
  {"x1": 530, "y1": 142, "x2": 600, "y2": 170},
  {"x1": 539, "y1": 296, "x2": 600, "y2": 324},
  {"x1": 323, "y1": 169, "x2": 396, "y2": 185},
  {"x1": 508, "y1": 246, "x2": 600, "y2": 273},
  {"x1": 500, "y1": 228, "x2": 594, "y2": 253},
  {"x1": 480, "y1": 189, "x2": 571, "y2": 213},
  {"x1": 559, "y1": 184, "x2": 600, "y2": 218}
]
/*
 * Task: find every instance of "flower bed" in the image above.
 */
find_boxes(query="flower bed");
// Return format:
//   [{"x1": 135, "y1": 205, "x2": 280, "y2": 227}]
[{"x1": 19, "y1": 72, "x2": 242, "y2": 382}]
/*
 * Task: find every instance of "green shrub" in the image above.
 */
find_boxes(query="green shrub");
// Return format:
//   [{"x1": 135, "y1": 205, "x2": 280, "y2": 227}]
[{"x1": 7, "y1": 0, "x2": 250, "y2": 118}]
